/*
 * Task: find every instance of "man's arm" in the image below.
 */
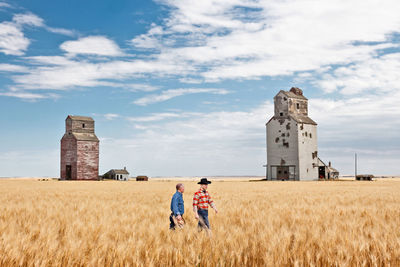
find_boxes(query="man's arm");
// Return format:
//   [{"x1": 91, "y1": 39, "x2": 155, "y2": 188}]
[
  {"x1": 193, "y1": 206, "x2": 199, "y2": 219},
  {"x1": 208, "y1": 193, "x2": 218, "y2": 214},
  {"x1": 193, "y1": 193, "x2": 199, "y2": 219},
  {"x1": 171, "y1": 194, "x2": 181, "y2": 217}
]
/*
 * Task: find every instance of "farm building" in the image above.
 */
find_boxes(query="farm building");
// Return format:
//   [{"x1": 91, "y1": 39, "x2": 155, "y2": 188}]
[
  {"x1": 136, "y1": 176, "x2": 149, "y2": 181},
  {"x1": 318, "y1": 158, "x2": 339, "y2": 179},
  {"x1": 266, "y1": 87, "x2": 338, "y2": 181},
  {"x1": 103, "y1": 167, "x2": 130, "y2": 181},
  {"x1": 356, "y1": 174, "x2": 374, "y2": 181},
  {"x1": 60, "y1": 115, "x2": 99, "y2": 180}
]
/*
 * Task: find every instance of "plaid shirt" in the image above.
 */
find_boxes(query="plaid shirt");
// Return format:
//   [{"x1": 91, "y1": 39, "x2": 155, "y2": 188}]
[{"x1": 193, "y1": 188, "x2": 214, "y2": 210}]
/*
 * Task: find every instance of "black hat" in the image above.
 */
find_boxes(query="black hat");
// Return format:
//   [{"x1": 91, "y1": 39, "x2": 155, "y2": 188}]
[{"x1": 198, "y1": 178, "x2": 212, "y2": 184}]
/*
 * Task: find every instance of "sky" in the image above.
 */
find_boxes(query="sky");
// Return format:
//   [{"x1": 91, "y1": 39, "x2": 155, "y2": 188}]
[{"x1": 0, "y1": 0, "x2": 399, "y2": 177}]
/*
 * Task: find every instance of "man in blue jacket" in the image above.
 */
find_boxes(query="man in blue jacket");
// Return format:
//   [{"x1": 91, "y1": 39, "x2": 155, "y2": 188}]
[{"x1": 170, "y1": 183, "x2": 185, "y2": 230}]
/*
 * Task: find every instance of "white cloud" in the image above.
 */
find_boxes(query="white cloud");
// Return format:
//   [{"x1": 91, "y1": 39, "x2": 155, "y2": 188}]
[
  {"x1": 91, "y1": 113, "x2": 121, "y2": 121},
  {"x1": 310, "y1": 92, "x2": 400, "y2": 175},
  {"x1": 128, "y1": 113, "x2": 181, "y2": 122},
  {"x1": 133, "y1": 88, "x2": 229, "y2": 106},
  {"x1": 179, "y1": 77, "x2": 203, "y2": 84},
  {"x1": 103, "y1": 113, "x2": 120, "y2": 120},
  {"x1": 25, "y1": 56, "x2": 76, "y2": 66},
  {"x1": 127, "y1": 112, "x2": 201, "y2": 122},
  {"x1": 0, "y1": 21, "x2": 30, "y2": 55},
  {"x1": 131, "y1": 35, "x2": 160, "y2": 49},
  {"x1": 0, "y1": 91, "x2": 57, "y2": 100},
  {"x1": 310, "y1": 94, "x2": 400, "y2": 141},
  {"x1": 314, "y1": 52, "x2": 400, "y2": 95},
  {"x1": 0, "y1": 63, "x2": 29, "y2": 72},
  {"x1": 133, "y1": 0, "x2": 400, "y2": 81},
  {"x1": 0, "y1": 12, "x2": 76, "y2": 56},
  {"x1": 12, "y1": 13, "x2": 44, "y2": 27},
  {"x1": 125, "y1": 83, "x2": 160, "y2": 92},
  {"x1": 12, "y1": 12, "x2": 76, "y2": 37},
  {"x1": 60, "y1": 36, "x2": 124, "y2": 56},
  {"x1": 0, "y1": 2, "x2": 11, "y2": 8},
  {"x1": 131, "y1": 24, "x2": 165, "y2": 49},
  {"x1": 45, "y1": 27, "x2": 75, "y2": 37},
  {"x1": 9, "y1": 58, "x2": 190, "y2": 90}
]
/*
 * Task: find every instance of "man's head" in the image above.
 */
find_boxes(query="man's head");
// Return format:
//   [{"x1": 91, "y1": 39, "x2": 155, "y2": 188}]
[
  {"x1": 198, "y1": 178, "x2": 211, "y2": 190},
  {"x1": 176, "y1": 183, "x2": 184, "y2": 193}
]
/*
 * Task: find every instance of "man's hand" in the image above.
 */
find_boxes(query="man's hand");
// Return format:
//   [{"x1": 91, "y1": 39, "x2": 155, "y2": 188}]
[
  {"x1": 214, "y1": 209, "x2": 218, "y2": 214},
  {"x1": 195, "y1": 213, "x2": 199, "y2": 219},
  {"x1": 176, "y1": 215, "x2": 182, "y2": 220}
]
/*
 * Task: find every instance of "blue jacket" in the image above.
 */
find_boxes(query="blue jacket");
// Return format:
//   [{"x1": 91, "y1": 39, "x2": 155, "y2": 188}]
[{"x1": 170, "y1": 191, "x2": 184, "y2": 216}]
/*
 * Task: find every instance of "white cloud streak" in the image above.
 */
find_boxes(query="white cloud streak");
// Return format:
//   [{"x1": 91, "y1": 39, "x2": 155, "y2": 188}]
[
  {"x1": 0, "y1": 2, "x2": 11, "y2": 8},
  {"x1": 0, "y1": 12, "x2": 76, "y2": 56},
  {"x1": 0, "y1": 63, "x2": 29, "y2": 72},
  {"x1": 0, "y1": 21, "x2": 30, "y2": 55},
  {"x1": 125, "y1": 83, "x2": 160, "y2": 92},
  {"x1": 12, "y1": 13, "x2": 44, "y2": 27},
  {"x1": 127, "y1": 112, "x2": 202, "y2": 122},
  {"x1": 45, "y1": 26, "x2": 75, "y2": 37},
  {"x1": 0, "y1": 91, "x2": 58, "y2": 100},
  {"x1": 103, "y1": 113, "x2": 120, "y2": 120},
  {"x1": 60, "y1": 36, "x2": 124, "y2": 56},
  {"x1": 9, "y1": 58, "x2": 190, "y2": 91},
  {"x1": 314, "y1": 53, "x2": 400, "y2": 95},
  {"x1": 133, "y1": 88, "x2": 229, "y2": 106}
]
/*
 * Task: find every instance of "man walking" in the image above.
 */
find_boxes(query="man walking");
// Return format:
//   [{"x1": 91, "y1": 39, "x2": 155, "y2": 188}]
[
  {"x1": 193, "y1": 178, "x2": 218, "y2": 229},
  {"x1": 170, "y1": 183, "x2": 185, "y2": 230}
]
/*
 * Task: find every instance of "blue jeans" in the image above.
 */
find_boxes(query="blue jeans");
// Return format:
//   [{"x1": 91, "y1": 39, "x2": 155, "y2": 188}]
[
  {"x1": 169, "y1": 213, "x2": 176, "y2": 229},
  {"x1": 198, "y1": 209, "x2": 210, "y2": 229},
  {"x1": 170, "y1": 213, "x2": 183, "y2": 230}
]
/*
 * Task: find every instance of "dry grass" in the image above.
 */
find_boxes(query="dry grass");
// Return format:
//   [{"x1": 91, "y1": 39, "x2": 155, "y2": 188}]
[{"x1": 1, "y1": 179, "x2": 400, "y2": 266}]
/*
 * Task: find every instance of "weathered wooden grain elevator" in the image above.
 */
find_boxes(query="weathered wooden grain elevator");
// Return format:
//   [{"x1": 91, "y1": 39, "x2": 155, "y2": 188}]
[{"x1": 60, "y1": 115, "x2": 99, "y2": 180}]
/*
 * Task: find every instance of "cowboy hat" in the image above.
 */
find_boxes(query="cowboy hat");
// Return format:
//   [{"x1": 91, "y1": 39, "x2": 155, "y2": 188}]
[{"x1": 198, "y1": 178, "x2": 212, "y2": 184}]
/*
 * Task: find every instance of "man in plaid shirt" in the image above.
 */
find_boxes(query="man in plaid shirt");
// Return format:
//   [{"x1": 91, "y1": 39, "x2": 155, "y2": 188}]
[{"x1": 193, "y1": 178, "x2": 218, "y2": 229}]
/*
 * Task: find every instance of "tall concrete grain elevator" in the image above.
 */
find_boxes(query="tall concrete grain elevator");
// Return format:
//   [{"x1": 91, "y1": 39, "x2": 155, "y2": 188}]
[{"x1": 266, "y1": 87, "x2": 318, "y2": 180}]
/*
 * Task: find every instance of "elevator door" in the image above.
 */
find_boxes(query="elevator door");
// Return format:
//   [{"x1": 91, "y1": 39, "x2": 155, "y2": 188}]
[
  {"x1": 66, "y1": 165, "x2": 72, "y2": 180},
  {"x1": 277, "y1": 166, "x2": 289, "y2": 180}
]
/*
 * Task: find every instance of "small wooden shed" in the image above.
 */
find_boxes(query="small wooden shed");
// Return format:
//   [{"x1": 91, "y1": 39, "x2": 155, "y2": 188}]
[
  {"x1": 136, "y1": 176, "x2": 149, "y2": 181},
  {"x1": 318, "y1": 158, "x2": 339, "y2": 179},
  {"x1": 356, "y1": 174, "x2": 374, "y2": 181}
]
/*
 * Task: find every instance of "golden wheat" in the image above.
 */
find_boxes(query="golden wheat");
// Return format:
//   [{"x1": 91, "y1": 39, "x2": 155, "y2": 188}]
[{"x1": 0, "y1": 179, "x2": 400, "y2": 266}]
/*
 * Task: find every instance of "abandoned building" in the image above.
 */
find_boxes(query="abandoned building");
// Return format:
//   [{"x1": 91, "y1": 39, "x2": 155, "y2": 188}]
[
  {"x1": 60, "y1": 115, "x2": 99, "y2": 180},
  {"x1": 103, "y1": 167, "x2": 130, "y2": 181},
  {"x1": 266, "y1": 87, "x2": 338, "y2": 180},
  {"x1": 356, "y1": 174, "x2": 374, "y2": 181},
  {"x1": 318, "y1": 158, "x2": 339, "y2": 179},
  {"x1": 136, "y1": 176, "x2": 149, "y2": 181}
]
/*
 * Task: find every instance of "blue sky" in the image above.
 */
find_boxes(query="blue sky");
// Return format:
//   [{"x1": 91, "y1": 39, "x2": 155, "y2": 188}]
[{"x1": 0, "y1": 0, "x2": 399, "y2": 177}]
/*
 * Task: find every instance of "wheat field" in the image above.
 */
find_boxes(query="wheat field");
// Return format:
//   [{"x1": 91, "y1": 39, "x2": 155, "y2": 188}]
[{"x1": 0, "y1": 178, "x2": 400, "y2": 266}]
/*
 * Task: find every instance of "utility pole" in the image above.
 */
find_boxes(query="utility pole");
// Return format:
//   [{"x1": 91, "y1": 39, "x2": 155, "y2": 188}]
[{"x1": 355, "y1": 153, "x2": 358, "y2": 179}]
